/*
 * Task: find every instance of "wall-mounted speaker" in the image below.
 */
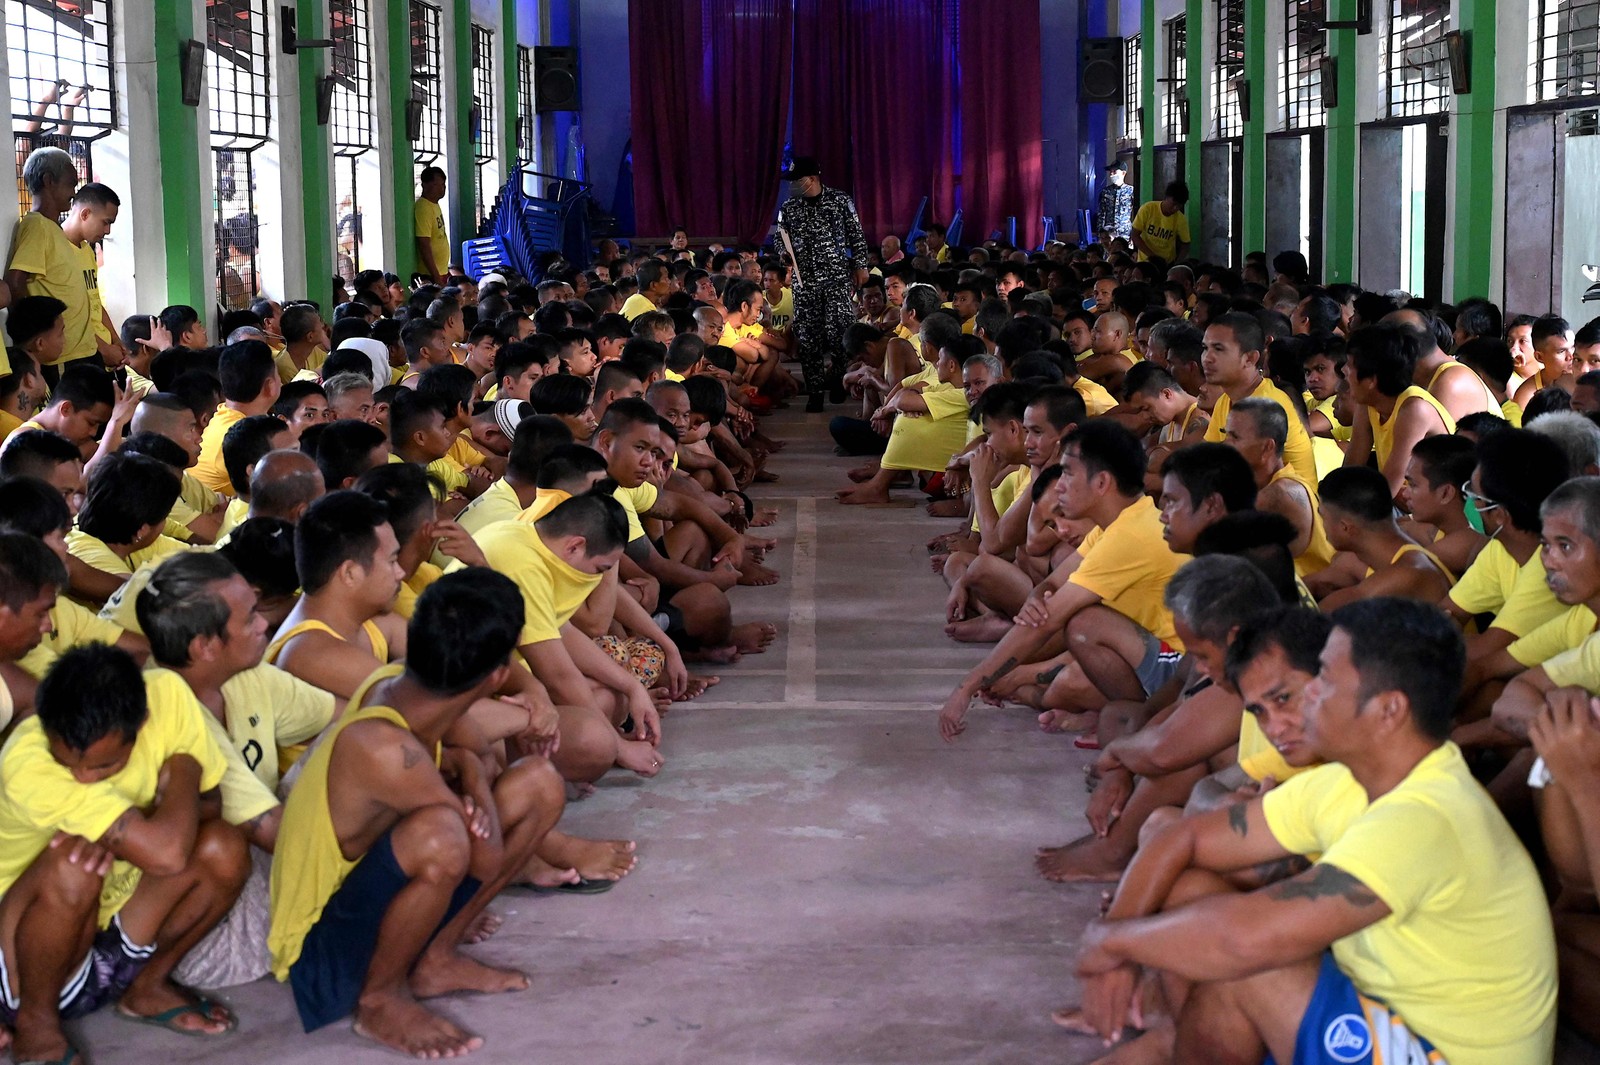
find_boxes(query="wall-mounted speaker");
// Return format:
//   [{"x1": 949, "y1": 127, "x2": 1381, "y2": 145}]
[
  {"x1": 534, "y1": 46, "x2": 580, "y2": 112},
  {"x1": 1079, "y1": 37, "x2": 1123, "y2": 104}
]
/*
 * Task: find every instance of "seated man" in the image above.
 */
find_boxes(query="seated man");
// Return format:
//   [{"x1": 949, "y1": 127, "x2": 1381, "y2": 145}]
[
  {"x1": 309, "y1": 418, "x2": 391, "y2": 490},
  {"x1": 324, "y1": 371, "x2": 379, "y2": 425},
  {"x1": 1071, "y1": 598, "x2": 1555, "y2": 1065},
  {"x1": 1036, "y1": 556, "x2": 1279, "y2": 884},
  {"x1": 1316, "y1": 466, "x2": 1454, "y2": 609},
  {"x1": 1201, "y1": 312, "x2": 1318, "y2": 486},
  {"x1": 268, "y1": 571, "x2": 568, "y2": 1055},
  {"x1": 131, "y1": 393, "x2": 228, "y2": 543},
  {"x1": 219, "y1": 414, "x2": 295, "y2": 535},
  {"x1": 1077, "y1": 310, "x2": 1139, "y2": 395},
  {"x1": 65, "y1": 451, "x2": 187, "y2": 606},
  {"x1": 0, "y1": 642, "x2": 248, "y2": 1064},
  {"x1": 1341, "y1": 322, "x2": 1454, "y2": 499},
  {"x1": 1398, "y1": 433, "x2": 1485, "y2": 577},
  {"x1": 1222, "y1": 397, "x2": 1337, "y2": 577},
  {"x1": 3, "y1": 363, "x2": 128, "y2": 470},
  {"x1": 193, "y1": 340, "x2": 282, "y2": 495},
  {"x1": 1122, "y1": 361, "x2": 1208, "y2": 493},
  {"x1": 457, "y1": 413, "x2": 574, "y2": 535},
  {"x1": 389, "y1": 390, "x2": 488, "y2": 505},
  {"x1": 1512, "y1": 314, "x2": 1575, "y2": 408},
  {"x1": 937, "y1": 422, "x2": 1186, "y2": 741}
]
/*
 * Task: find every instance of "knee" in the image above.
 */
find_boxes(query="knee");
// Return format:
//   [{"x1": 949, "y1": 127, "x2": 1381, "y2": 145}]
[
  {"x1": 556, "y1": 707, "x2": 621, "y2": 783},
  {"x1": 39, "y1": 841, "x2": 108, "y2": 914},
  {"x1": 193, "y1": 819, "x2": 250, "y2": 889},
  {"x1": 394, "y1": 803, "x2": 471, "y2": 882},
  {"x1": 499, "y1": 757, "x2": 566, "y2": 824},
  {"x1": 1138, "y1": 806, "x2": 1182, "y2": 849}
]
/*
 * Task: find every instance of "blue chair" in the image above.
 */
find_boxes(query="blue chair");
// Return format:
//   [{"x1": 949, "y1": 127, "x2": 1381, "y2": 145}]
[{"x1": 945, "y1": 209, "x2": 964, "y2": 248}]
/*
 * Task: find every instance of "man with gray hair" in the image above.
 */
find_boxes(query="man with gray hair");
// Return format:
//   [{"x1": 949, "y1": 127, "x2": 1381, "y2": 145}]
[
  {"x1": 5, "y1": 147, "x2": 88, "y2": 377},
  {"x1": 1527, "y1": 410, "x2": 1600, "y2": 478}
]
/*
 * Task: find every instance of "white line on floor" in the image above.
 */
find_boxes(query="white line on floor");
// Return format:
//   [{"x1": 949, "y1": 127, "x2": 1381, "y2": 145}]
[
  {"x1": 679, "y1": 700, "x2": 935, "y2": 712},
  {"x1": 709, "y1": 668, "x2": 973, "y2": 677},
  {"x1": 783, "y1": 496, "x2": 819, "y2": 703}
]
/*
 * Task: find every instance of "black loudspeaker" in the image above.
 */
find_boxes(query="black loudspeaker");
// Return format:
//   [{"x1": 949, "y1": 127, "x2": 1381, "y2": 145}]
[
  {"x1": 1080, "y1": 37, "x2": 1123, "y2": 104},
  {"x1": 534, "y1": 46, "x2": 580, "y2": 112}
]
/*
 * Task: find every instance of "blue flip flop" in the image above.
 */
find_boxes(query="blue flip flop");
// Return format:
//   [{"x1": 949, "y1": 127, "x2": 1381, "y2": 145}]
[{"x1": 115, "y1": 995, "x2": 237, "y2": 1037}]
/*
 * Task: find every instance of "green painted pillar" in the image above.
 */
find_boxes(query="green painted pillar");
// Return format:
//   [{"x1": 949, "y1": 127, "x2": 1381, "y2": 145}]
[
  {"x1": 1140, "y1": 0, "x2": 1157, "y2": 203},
  {"x1": 1452, "y1": 0, "x2": 1497, "y2": 299},
  {"x1": 452, "y1": 0, "x2": 476, "y2": 254},
  {"x1": 297, "y1": 0, "x2": 334, "y2": 292},
  {"x1": 153, "y1": 0, "x2": 207, "y2": 307},
  {"x1": 1184, "y1": 0, "x2": 1204, "y2": 242},
  {"x1": 1241, "y1": 0, "x2": 1267, "y2": 255},
  {"x1": 1323, "y1": 0, "x2": 1357, "y2": 283},
  {"x1": 387, "y1": 5, "x2": 416, "y2": 281},
  {"x1": 501, "y1": 0, "x2": 519, "y2": 167}
]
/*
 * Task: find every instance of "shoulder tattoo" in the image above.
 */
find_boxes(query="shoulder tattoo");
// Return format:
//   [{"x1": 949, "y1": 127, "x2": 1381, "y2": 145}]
[{"x1": 1265, "y1": 863, "x2": 1381, "y2": 907}]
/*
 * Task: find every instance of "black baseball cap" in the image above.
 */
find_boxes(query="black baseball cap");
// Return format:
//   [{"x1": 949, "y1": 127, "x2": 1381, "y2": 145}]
[
  {"x1": 782, "y1": 156, "x2": 821, "y2": 180},
  {"x1": 1106, "y1": 160, "x2": 1128, "y2": 173}
]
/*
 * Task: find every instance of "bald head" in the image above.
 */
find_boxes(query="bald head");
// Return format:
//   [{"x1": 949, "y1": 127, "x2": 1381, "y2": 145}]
[{"x1": 249, "y1": 449, "x2": 325, "y2": 521}]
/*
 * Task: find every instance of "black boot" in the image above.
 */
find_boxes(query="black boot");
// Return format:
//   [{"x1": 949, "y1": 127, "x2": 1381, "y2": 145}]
[{"x1": 805, "y1": 392, "x2": 825, "y2": 413}]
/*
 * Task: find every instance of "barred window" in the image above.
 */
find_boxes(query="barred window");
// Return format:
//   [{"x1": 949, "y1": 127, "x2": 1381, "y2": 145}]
[
  {"x1": 1214, "y1": 0, "x2": 1246, "y2": 138},
  {"x1": 1125, "y1": 34, "x2": 1143, "y2": 144},
  {"x1": 1164, "y1": 16, "x2": 1188, "y2": 142},
  {"x1": 472, "y1": 24, "x2": 496, "y2": 231},
  {"x1": 208, "y1": 0, "x2": 272, "y2": 312},
  {"x1": 1535, "y1": 0, "x2": 1600, "y2": 102},
  {"x1": 8, "y1": 0, "x2": 117, "y2": 215},
  {"x1": 1284, "y1": 0, "x2": 1327, "y2": 127},
  {"x1": 330, "y1": 0, "x2": 373, "y2": 280},
  {"x1": 1386, "y1": 0, "x2": 1452, "y2": 118},
  {"x1": 411, "y1": 0, "x2": 444, "y2": 180},
  {"x1": 518, "y1": 45, "x2": 535, "y2": 157}
]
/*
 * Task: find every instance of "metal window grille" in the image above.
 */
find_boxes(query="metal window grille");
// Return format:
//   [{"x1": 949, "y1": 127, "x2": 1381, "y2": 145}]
[
  {"x1": 208, "y1": 0, "x2": 272, "y2": 312},
  {"x1": 1164, "y1": 15, "x2": 1188, "y2": 141},
  {"x1": 411, "y1": 0, "x2": 443, "y2": 175},
  {"x1": 330, "y1": 0, "x2": 373, "y2": 279},
  {"x1": 1385, "y1": 0, "x2": 1451, "y2": 118},
  {"x1": 1284, "y1": 0, "x2": 1327, "y2": 127},
  {"x1": 1214, "y1": 0, "x2": 1246, "y2": 138},
  {"x1": 1536, "y1": 0, "x2": 1600, "y2": 102},
  {"x1": 517, "y1": 45, "x2": 535, "y2": 154},
  {"x1": 8, "y1": 0, "x2": 117, "y2": 216},
  {"x1": 1125, "y1": 34, "x2": 1143, "y2": 143},
  {"x1": 472, "y1": 24, "x2": 495, "y2": 230}
]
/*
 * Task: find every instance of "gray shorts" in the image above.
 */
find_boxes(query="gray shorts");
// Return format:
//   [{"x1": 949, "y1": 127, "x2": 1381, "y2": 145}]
[{"x1": 1134, "y1": 626, "x2": 1185, "y2": 697}]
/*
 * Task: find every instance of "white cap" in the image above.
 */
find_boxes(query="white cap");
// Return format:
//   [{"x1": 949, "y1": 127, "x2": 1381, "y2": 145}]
[{"x1": 336, "y1": 337, "x2": 390, "y2": 386}]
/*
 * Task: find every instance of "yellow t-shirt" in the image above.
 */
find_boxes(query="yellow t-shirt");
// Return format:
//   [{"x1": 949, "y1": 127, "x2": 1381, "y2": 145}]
[
  {"x1": 1449, "y1": 540, "x2": 1565, "y2": 638},
  {"x1": 65, "y1": 528, "x2": 136, "y2": 577},
  {"x1": 1068, "y1": 495, "x2": 1186, "y2": 649},
  {"x1": 425, "y1": 455, "x2": 470, "y2": 497},
  {"x1": 516, "y1": 488, "x2": 572, "y2": 525},
  {"x1": 456, "y1": 477, "x2": 524, "y2": 536},
  {"x1": 719, "y1": 321, "x2": 765, "y2": 354},
  {"x1": 1130, "y1": 201, "x2": 1191, "y2": 263},
  {"x1": 619, "y1": 293, "x2": 657, "y2": 321},
  {"x1": 18, "y1": 597, "x2": 125, "y2": 680},
  {"x1": 7, "y1": 213, "x2": 93, "y2": 365},
  {"x1": 1236, "y1": 711, "x2": 1314, "y2": 784},
  {"x1": 218, "y1": 497, "x2": 250, "y2": 538},
  {"x1": 0, "y1": 679, "x2": 228, "y2": 927},
  {"x1": 1072, "y1": 376, "x2": 1118, "y2": 416},
  {"x1": 1543, "y1": 629, "x2": 1600, "y2": 691},
  {"x1": 413, "y1": 196, "x2": 449, "y2": 276},
  {"x1": 973, "y1": 466, "x2": 1031, "y2": 534},
  {"x1": 767, "y1": 287, "x2": 793, "y2": 331},
  {"x1": 475, "y1": 521, "x2": 604, "y2": 646},
  {"x1": 193, "y1": 405, "x2": 248, "y2": 495},
  {"x1": 447, "y1": 435, "x2": 487, "y2": 469},
  {"x1": 1509, "y1": 604, "x2": 1597, "y2": 667},
  {"x1": 611, "y1": 482, "x2": 659, "y2": 543},
  {"x1": 0, "y1": 410, "x2": 22, "y2": 442},
  {"x1": 880, "y1": 381, "x2": 972, "y2": 473},
  {"x1": 1500, "y1": 398, "x2": 1524, "y2": 428},
  {"x1": 77, "y1": 238, "x2": 111, "y2": 346},
  {"x1": 1206, "y1": 378, "x2": 1318, "y2": 488},
  {"x1": 1262, "y1": 744, "x2": 1556, "y2": 1065}
]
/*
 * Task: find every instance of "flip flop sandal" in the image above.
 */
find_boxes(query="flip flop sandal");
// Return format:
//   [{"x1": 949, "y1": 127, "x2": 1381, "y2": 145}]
[
  {"x1": 116, "y1": 996, "x2": 236, "y2": 1037},
  {"x1": 1074, "y1": 736, "x2": 1102, "y2": 750},
  {"x1": 526, "y1": 876, "x2": 617, "y2": 896}
]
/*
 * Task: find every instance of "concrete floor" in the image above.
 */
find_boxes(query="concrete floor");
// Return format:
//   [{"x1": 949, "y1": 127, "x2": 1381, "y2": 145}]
[{"x1": 81, "y1": 405, "x2": 1599, "y2": 1064}]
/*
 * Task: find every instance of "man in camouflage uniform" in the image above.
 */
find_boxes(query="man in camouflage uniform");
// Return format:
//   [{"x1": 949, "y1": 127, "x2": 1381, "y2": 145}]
[{"x1": 776, "y1": 157, "x2": 870, "y2": 413}]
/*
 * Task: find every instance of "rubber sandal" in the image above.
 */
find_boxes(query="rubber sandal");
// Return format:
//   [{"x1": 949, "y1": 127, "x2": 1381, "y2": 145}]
[
  {"x1": 1074, "y1": 736, "x2": 1102, "y2": 750},
  {"x1": 115, "y1": 995, "x2": 236, "y2": 1037},
  {"x1": 526, "y1": 876, "x2": 617, "y2": 896}
]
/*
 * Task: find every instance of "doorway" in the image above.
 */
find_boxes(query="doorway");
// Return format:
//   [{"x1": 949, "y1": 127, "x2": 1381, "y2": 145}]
[
  {"x1": 1358, "y1": 118, "x2": 1447, "y2": 299},
  {"x1": 1504, "y1": 106, "x2": 1600, "y2": 321},
  {"x1": 1265, "y1": 130, "x2": 1325, "y2": 281},
  {"x1": 1200, "y1": 140, "x2": 1243, "y2": 266}
]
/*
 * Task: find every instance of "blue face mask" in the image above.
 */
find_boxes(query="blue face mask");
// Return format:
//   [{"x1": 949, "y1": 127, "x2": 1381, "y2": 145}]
[{"x1": 1082, "y1": 298, "x2": 1098, "y2": 312}]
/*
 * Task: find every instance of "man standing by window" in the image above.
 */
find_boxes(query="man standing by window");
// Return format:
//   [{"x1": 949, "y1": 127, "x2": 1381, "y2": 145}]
[
  {"x1": 5, "y1": 148, "x2": 92, "y2": 382},
  {"x1": 413, "y1": 167, "x2": 449, "y2": 286},
  {"x1": 1096, "y1": 160, "x2": 1134, "y2": 244}
]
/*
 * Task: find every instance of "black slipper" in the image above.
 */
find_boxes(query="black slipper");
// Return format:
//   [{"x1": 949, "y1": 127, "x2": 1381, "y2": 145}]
[{"x1": 526, "y1": 876, "x2": 617, "y2": 895}]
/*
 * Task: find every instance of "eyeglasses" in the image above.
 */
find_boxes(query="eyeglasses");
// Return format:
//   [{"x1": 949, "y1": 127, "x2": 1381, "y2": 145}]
[{"x1": 1461, "y1": 482, "x2": 1501, "y2": 513}]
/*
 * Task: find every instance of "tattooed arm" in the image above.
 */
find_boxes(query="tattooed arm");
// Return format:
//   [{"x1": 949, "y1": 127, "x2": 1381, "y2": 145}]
[{"x1": 96, "y1": 753, "x2": 203, "y2": 877}]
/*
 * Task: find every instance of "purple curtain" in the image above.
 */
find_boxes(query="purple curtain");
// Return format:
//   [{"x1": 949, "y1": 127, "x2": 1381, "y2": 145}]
[
  {"x1": 957, "y1": 0, "x2": 1044, "y2": 248},
  {"x1": 629, "y1": 0, "x2": 794, "y2": 244}
]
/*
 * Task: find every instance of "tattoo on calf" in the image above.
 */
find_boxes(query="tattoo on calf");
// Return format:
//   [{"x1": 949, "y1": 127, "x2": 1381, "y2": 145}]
[
  {"x1": 1037, "y1": 663, "x2": 1066, "y2": 685},
  {"x1": 1267, "y1": 863, "x2": 1381, "y2": 907},
  {"x1": 1228, "y1": 804, "x2": 1249, "y2": 837}
]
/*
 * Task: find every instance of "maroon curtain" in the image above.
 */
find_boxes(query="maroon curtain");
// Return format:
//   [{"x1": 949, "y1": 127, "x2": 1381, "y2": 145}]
[
  {"x1": 957, "y1": 0, "x2": 1044, "y2": 248},
  {"x1": 629, "y1": 0, "x2": 794, "y2": 244}
]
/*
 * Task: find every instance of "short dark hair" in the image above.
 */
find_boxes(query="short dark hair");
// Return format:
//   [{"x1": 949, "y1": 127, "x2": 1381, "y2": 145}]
[
  {"x1": 535, "y1": 493, "x2": 630, "y2": 555},
  {"x1": 216, "y1": 517, "x2": 300, "y2": 599},
  {"x1": 387, "y1": 388, "x2": 447, "y2": 450},
  {"x1": 505, "y1": 415, "x2": 574, "y2": 482},
  {"x1": 0, "y1": 429, "x2": 81, "y2": 482},
  {"x1": 406, "y1": 570, "x2": 525, "y2": 695},
  {"x1": 1318, "y1": 465, "x2": 1394, "y2": 523},
  {"x1": 1163, "y1": 180, "x2": 1189, "y2": 206},
  {"x1": 0, "y1": 531, "x2": 68, "y2": 612},
  {"x1": 529, "y1": 372, "x2": 593, "y2": 416},
  {"x1": 46, "y1": 364, "x2": 114, "y2": 412},
  {"x1": 223, "y1": 414, "x2": 290, "y2": 496},
  {"x1": 599, "y1": 396, "x2": 660, "y2": 438},
  {"x1": 1160, "y1": 443, "x2": 1258, "y2": 513},
  {"x1": 159, "y1": 304, "x2": 201, "y2": 340},
  {"x1": 401, "y1": 318, "x2": 443, "y2": 363},
  {"x1": 1224, "y1": 607, "x2": 1333, "y2": 694},
  {"x1": 1407, "y1": 433, "x2": 1477, "y2": 492},
  {"x1": 618, "y1": 338, "x2": 668, "y2": 382},
  {"x1": 683, "y1": 375, "x2": 727, "y2": 426},
  {"x1": 281, "y1": 304, "x2": 322, "y2": 345},
  {"x1": 36, "y1": 644, "x2": 147, "y2": 753},
  {"x1": 1192, "y1": 510, "x2": 1302, "y2": 606},
  {"x1": 1345, "y1": 324, "x2": 1416, "y2": 397},
  {"x1": 1063, "y1": 420, "x2": 1146, "y2": 496},
  {"x1": 1210, "y1": 311, "x2": 1265, "y2": 358},
  {"x1": 309, "y1": 418, "x2": 388, "y2": 490},
  {"x1": 1330, "y1": 597, "x2": 1464, "y2": 742},
  {"x1": 295, "y1": 489, "x2": 390, "y2": 593},
  {"x1": 119, "y1": 431, "x2": 190, "y2": 470},
  {"x1": 355, "y1": 462, "x2": 439, "y2": 545},
  {"x1": 272, "y1": 380, "x2": 328, "y2": 420},
  {"x1": 77, "y1": 452, "x2": 181, "y2": 545},
  {"x1": 1477, "y1": 428, "x2": 1570, "y2": 533},
  {"x1": 321, "y1": 346, "x2": 374, "y2": 381},
  {"x1": 1454, "y1": 297, "x2": 1503, "y2": 342},
  {"x1": 494, "y1": 340, "x2": 543, "y2": 384},
  {"x1": 1532, "y1": 314, "x2": 1573, "y2": 346},
  {"x1": 535, "y1": 443, "x2": 609, "y2": 490},
  {"x1": 137, "y1": 552, "x2": 241, "y2": 667},
  {"x1": 1453, "y1": 337, "x2": 1514, "y2": 390},
  {"x1": 218, "y1": 339, "x2": 278, "y2": 402},
  {"x1": 1121, "y1": 360, "x2": 1181, "y2": 401},
  {"x1": 5, "y1": 295, "x2": 67, "y2": 348},
  {"x1": 0, "y1": 477, "x2": 72, "y2": 538}
]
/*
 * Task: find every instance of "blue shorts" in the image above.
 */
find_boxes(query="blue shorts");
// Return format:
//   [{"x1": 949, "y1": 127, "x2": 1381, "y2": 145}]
[
  {"x1": 289, "y1": 828, "x2": 480, "y2": 1032},
  {"x1": 0, "y1": 915, "x2": 153, "y2": 1025},
  {"x1": 1268, "y1": 953, "x2": 1447, "y2": 1065}
]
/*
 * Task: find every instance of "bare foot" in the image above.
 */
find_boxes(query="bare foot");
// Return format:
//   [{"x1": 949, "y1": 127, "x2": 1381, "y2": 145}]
[
  {"x1": 118, "y1": 980, "x2": 234, "y2": 1034},
  {"x1": 738, "y1": 560, "x2": 781, "y2": 586},
  {"x1": 464, "y1": 910, "x2": 502, "y2": 945},
  {"x1": 927, "y1": 531, "x2": 962, "y2": 553},
  {"x1": 411, "y1": 948, "x2": 528, "y2": 998},
  {"x1": 564, "y1": 780, "x2": 596, "y2": 802},
  {"x1": 616, "y1": 738, "x2": 665, "y2": 777},
  {"x1": 648, "y1": 687, "x2": 672, "y2": 713},
  {"x1": 520, "y1": 853, "x2": 583, "y2": 888},
  {"x1": 754, "y1": 470, "x2": 779, "y2": 483},
  {"x1": 1034, "y1": 835, "x2": 1129, "y2": 883},
  {"x1": 689, "y1": 644, "x2": 742, "y2": 665},
  {"x1": 929, "y1": 554, "x2": 950, "y2": 573},
  {"x1": 751, "y1": 508, "x2": 779, "y2": 527},
  {"x1": 9, "y1": 1025, "x2": 71, "y2": 1065},
  {"x1": 1085, "y1": 1024, "x2": 1176, "y2": 1063},
  {"x1": 848, "y1": 463, "x2": 878, "y2": 482},
  {"x1": 674, "y1": 675, "x2": 720, "y2": 701},
  {"x1": 944, "y1": 614, "x2": 1013, "y2": 643},
  {"x1": 836, "y1": 485, "x2": 891, "y2": 505},
  {"x1": 538, "y1": 830, "x2": 638, "y2": 880},
  {"x1": 745, "y1": 533, "x2": 778, "y2": 552},
  {"x1": 926, "y1": 498, "x2": 967, "y2": 518},
  {"x1": 1038, "y1": 708, "x2": 1099, "y2": 733},
  {"x1": 354, "y1": 992, "x2": 483, "y2": 1058},
  {"x1": 729, "y1": 621, "x2": 778, "y2": 654}
]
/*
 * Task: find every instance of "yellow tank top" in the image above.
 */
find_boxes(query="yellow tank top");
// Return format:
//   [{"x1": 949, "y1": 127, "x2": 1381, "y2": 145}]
[
  {"x1": 265, "y1": 617, "x2": 390, "y2": 665},
  {"x1": 1427, "y1": 358, "x2": 1498, "y2": 411},
  {"x1": 1388, "y1": 542, "x2": 1457, "y2": 587},
  {"x1": 1370, "y1": 386, "x2": 1456, "y2": 470},
  {"x1": 1270, "y1": 465, "x2": 1338, "y2": 577},
  {"x1": 268, "y1": 664, "x2": 433, "y2": 979}
]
